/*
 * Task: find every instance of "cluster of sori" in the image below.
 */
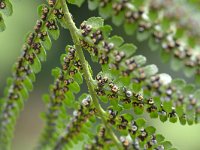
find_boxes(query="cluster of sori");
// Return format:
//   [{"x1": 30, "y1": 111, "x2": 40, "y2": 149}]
[
  {"x1": 54, "y1": 96, "x2": 96, "y2": 150},
  {"x1": 0, "y1": 0, "x2": 12, "y2": 31},
  {"x1": 0, "y1": 1, "x2": 67, "y2": 148},
  {"x1": 37, "y1": 46, "x2": 83, "y2": 149},
  {"x1": 85, "y1": 125, "x2": 114, "y2": 150},
  {"x1": 78, "y1": 17, "x2": 200, "y2": 126},
  {"x1": 106, "y1": 110, "x2": 175, "y2": 150},
  {"x1": 84, "y1": 0, "x2": 200, "y2": 82},
  {"x1": 149, "y1": 0, "x2": 200, "y2": 41},
  {"x1": 79, "y1": 18, "x2": 136, "y2": 68},
  {"x1": 144, "y1": 75, "x2": 200, "y2": 125}
]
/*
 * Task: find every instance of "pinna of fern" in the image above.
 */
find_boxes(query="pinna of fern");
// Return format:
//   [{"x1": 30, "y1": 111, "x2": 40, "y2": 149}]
[
  {"x1": 78, "y1": 17, "x2": 200, "y2": 125},
  {"x1": 76, "y1": 0, "x2": 200, "y2": 84},
  {"x1": 37, "y1": 45, "x2": 83, "y2": 149},
  {"x1": 0, "y1": 1, "x2": 65, "y2": 149}
]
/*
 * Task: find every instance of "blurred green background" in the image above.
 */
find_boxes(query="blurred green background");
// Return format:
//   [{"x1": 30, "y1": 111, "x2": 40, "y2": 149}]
[{"x1": 0, "y1": 1, "x2": 200, "y2": 150}]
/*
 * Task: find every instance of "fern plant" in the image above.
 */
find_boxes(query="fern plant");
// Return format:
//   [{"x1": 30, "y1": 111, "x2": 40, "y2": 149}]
[{"x1": 0, "y1": 0, "x2": 200, "y2": 149}]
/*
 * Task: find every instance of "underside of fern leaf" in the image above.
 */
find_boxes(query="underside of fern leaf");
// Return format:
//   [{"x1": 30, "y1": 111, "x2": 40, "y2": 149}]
[
  {"x1": 0, "y1": 1, "x2": 64, "y2": 149},
  {"x1": 0, "y1": 0, "x2": 200, "y2": 150},
  {"x1": 78, "y1": 17, "x2": 200, "y2": 126}
]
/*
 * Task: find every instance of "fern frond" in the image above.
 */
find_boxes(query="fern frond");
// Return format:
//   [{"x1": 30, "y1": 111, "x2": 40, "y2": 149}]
[
  {"x1": 0, "y1": 0, "x2": 198, "y2": 149},
  {"x1": 77, "y1": 17, "x2": 200, "y2": 125},
  {"x1": 54, "y1": 94, "x2": 96, "y2": 150},
  {"x1": 37, "y1": 45, "x2": 83, "y2": 149},
  {"x1": 0, "y1": 0, "x2": 13, "y2": 31},
  {"x1": 75, "y1": 0, "x2": 200, "y2": 84},
  {"x1": 0, "y1": 1, "x2": 65, "y2": 149}
]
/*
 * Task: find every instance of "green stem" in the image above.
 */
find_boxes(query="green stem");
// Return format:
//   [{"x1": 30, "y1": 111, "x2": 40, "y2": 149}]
[{"x1": 60, "y1": 0, "x2": 123, "y2": 149}]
